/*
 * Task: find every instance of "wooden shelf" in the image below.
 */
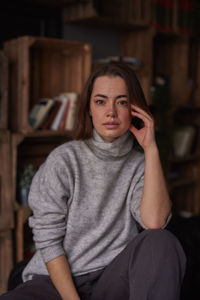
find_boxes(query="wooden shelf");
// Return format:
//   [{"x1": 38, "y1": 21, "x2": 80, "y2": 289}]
[
  {"x1": 62, "y1": 0, "x2": 151, "y2": 28},
  {"x1": 169, "y1": 178, "x2": 198, "y2": 191},
  {"x1": 24, "y1": 129, "x2": 74, "y2": 139},
  {"x1": 170, "y1": 154, "x2": 200, "y2": 164},
  {"x1": 3, "y1": 36, "x2": 91, "y2": 133},
  {"x1": 64, "y1": 16, "x2": 151, "y2": 30}
]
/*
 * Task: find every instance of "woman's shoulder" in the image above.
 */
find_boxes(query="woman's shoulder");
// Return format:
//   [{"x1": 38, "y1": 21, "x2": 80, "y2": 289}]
[
  {"x1": 34, "y1": 140, "x2": 84, "y2": 179},
  {"x1": 46, "y1": 139, "x2": 85, "y2": 165}
]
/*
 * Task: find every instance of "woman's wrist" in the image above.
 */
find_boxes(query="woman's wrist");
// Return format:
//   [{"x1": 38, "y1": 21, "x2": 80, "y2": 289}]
[{"x1": 144, "y1": 142, "x2": 158, "y2": 156}]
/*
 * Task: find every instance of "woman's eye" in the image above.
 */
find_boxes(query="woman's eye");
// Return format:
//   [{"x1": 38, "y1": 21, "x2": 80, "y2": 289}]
[
  {"x1": 95, "y1": 100, "x2": 104, "y2": 105},
  {"x1": 118, "y1": 100, "x2": 128, "y2": 106}
]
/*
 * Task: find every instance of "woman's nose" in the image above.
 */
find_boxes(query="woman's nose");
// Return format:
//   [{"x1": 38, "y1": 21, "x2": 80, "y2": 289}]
[{"x1": 107, "y1": 103, "x2": 117, "y2": 117}]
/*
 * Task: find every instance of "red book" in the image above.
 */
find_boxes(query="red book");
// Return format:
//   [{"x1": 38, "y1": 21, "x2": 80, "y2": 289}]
[
  {"x1": 59, "y1": 100, "x2": 70, "y2": 130},
  {"x1": 163, "y1": 0, "x2": 173, "y2": 33},
  {"x1": 152, "y1": 0, "x2": 161, "y2": 29},
  {"x1": 179, "y1": 0, "x2": 192, "y2": 34},
  {"x1": 41, "y1": 100, "x2": 62, "y2": 130}
]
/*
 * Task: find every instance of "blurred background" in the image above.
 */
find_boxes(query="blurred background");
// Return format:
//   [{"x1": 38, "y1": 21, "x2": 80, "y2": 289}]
[{"x1": 1, "y1": 1, "x2": 200, "y2": 299}]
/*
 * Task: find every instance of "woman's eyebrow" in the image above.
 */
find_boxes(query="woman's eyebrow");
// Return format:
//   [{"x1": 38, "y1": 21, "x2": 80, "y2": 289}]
[
  {"x1": 116, "y1": 95, "x2": 128, "y2": 99},
  {"x1": 94, "y1": 94, "x2": 107, "y2": 98},
  {"x1": 94, "y1": 94, "x2": 128, "y2": 99}
]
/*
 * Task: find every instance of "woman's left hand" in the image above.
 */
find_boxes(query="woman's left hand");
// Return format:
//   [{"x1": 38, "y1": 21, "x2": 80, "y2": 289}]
[{"x1": 129, "y1": 104, "x2": 156, "y2": 151}]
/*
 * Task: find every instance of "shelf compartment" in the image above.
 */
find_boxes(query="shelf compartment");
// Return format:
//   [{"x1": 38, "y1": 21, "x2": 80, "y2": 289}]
[
  {"x1": 3, "y1": 36, "x2": 91, "y2": 133},
  {"x1": 62, "y1": 0, "x2": 151, "y2": 27},
  {"x1": 169, "y1": 177, "x2": 198, "y2": 191}
]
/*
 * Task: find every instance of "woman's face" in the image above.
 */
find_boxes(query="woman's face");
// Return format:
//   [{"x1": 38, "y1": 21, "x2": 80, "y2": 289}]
[{"x1": 90, "y1": 75, "x2": 132, "y2": 142}]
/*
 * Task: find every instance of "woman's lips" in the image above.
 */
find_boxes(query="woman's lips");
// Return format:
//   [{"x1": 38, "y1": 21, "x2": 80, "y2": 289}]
[{"x1": 103, "y1": 122, "x2": 119, "y2": 129}]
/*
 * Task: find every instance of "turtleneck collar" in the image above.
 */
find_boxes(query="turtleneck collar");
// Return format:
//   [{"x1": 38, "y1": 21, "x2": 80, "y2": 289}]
[{"x1": 85, "y1": 129, "x2": 134, "y2": 159}]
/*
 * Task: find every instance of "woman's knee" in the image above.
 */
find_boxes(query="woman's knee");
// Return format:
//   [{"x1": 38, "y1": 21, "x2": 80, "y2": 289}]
[
  {"x1": 142, "y1": 229, "x2": 186, "y2": 267},
  {"x1": 144, "y1": 228, "x2": 178, "y2": 244}
]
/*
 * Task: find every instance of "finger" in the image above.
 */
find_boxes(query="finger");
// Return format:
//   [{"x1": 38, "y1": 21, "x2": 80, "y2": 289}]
[
  {"x1": 131, "y1": 104, "x2": 152, "y2": 119},
  {"x1": 129, "y1": 124, "x2": 139, "y2": 136},
  {"x1": 131, "y1": 104, "x2": 152, "y2": 121}
]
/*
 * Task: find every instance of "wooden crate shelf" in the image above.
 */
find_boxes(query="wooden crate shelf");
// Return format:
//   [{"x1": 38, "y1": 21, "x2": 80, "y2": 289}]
[
  {"x1": 3, "y1": 36, "x2": 91, "y2": 133},
  {"x1": 62, "y1": 0, "x2": 151, "y2": 27}
]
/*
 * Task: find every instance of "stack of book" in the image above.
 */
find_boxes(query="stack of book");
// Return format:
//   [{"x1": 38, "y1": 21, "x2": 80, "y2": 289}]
[
  {"x1": 28, "y1": 92, "x2": 78, "y2": 131},
  {"x1": 178, "y1": 0, "x2": 194, "y2": 35},
  {"x1": 151, "y1": 0, "x2": 195, "y2": 34},
  {"x1": 151, "y1": 0, "x2": 173, "y2": 32}
]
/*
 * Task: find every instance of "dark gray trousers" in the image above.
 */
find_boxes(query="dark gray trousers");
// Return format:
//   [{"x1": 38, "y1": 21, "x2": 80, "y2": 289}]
[{"x1": 1, "y1": 229, "x2": 186, "y2": 300}]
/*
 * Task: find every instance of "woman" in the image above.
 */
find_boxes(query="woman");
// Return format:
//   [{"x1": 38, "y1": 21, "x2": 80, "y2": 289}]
[{"x1": 1, "y1": 62, "x2": 186, "y2": 300}]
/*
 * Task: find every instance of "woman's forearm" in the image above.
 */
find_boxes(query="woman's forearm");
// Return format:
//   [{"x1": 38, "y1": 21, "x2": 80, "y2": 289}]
[
  {"x1": 140, "y1": 144, "x2": 171, "y2": 229},
  {"x1": 46, "y1": 255, "x2": 80, "y2": 300}
]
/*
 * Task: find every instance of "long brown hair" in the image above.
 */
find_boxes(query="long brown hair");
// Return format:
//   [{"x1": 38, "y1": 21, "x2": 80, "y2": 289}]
[{"x1": 74, "y1": 61, "x2": 150, "y2": 140}]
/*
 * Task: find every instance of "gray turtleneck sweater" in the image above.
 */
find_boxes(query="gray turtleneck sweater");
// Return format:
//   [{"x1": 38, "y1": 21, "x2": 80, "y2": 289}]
[{"x1": 23, "y1": 130, "x2": 146, "y2": 281}]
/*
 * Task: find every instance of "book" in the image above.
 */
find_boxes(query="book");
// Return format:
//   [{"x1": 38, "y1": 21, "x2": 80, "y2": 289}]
[
  {"x1": 59, "y1": 99, "x2": 70, "y2": 130},
  {"x1": 65, "y1": 92, "x2": 78, "y2": 131},
  {"x1": 29, "y1": 98, "x2": 54, "y2": 129},
  {"x1": 28, "y1": 104, "x2": 41, "y2": 127},
  {"x1": 178, "y1": 0, "x2": 192, "y2": 34},
  {"x1": 41, "y1": 100, "x2": 62, "y2": 130},
  {"x1": 152, "y1": 0, "x2": 162, "y2": 29},
  {"x1": 173, "y1": 126, "x2": 196, "y2": 157},
  {"x1": 50, "y1": 94, "x2": 69, "y2": 130},
  {"x1": 163, "y1": 0, "x2": 173, "y2": 33}
]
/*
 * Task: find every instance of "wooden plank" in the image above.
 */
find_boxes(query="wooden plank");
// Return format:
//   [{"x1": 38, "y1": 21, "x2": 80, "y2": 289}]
[
  {"x1": 83, "y1": 44, "x2": 91, "y2": 83},
  {"x1": 0, "y1": 130, "x2": 13, "y2": 230},
  {"x1": 10, "y1": 133, "x2": 25, "y2": 212},
  {"x1": 172, "y1": 0, "x2": 179, "y2": 33},
  {"x1": 170, "y1": 36, "x2": 189, "y2": 106},
  {"x1": 4, "y1": 39, "x2": 19, "y2": 131},
  {"x1": 0, "y1": 52, "x2": 8, "y2": 129},
  {"x1": 120, "y1": 28, "x2": 154, "y2": 103},
  {"x1": 15, "y1": 205, "x2": 32, "y2": 263},
  {"x1": 0, "y1": 230, "x2": 13, "y2": 295},
  {"x1": 194, "y1": 42, "x2": 200, "y2": 106},
  {"x1": 153, "y1": 34, "x2": 189, "y2": 106}
]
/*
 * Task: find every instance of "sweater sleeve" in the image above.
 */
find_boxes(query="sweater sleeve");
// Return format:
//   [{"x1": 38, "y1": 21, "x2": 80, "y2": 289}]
[
  {"x1": 130, "y1": 172, "x2": 148, "y2": 229},
  {"x1": 28, "y1": 153, "x2": 70, "y2": 263}
]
